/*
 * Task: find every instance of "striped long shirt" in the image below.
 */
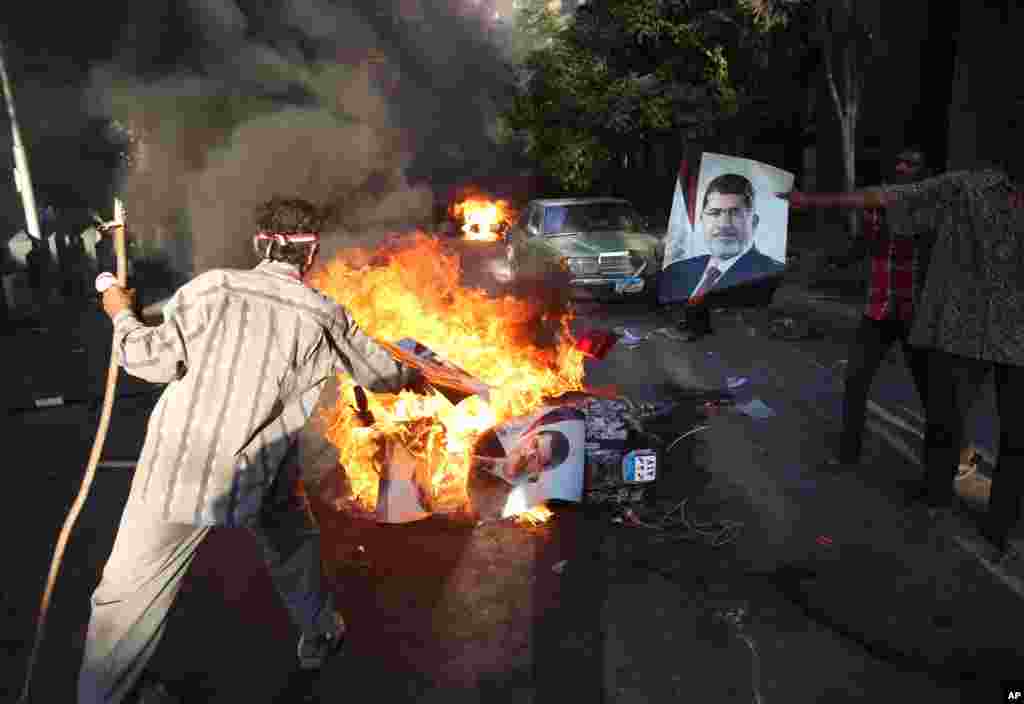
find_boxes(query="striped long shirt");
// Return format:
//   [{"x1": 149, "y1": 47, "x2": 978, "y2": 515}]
[{"x1": 112, "y1": 259, "x2": 414, "y2": 527}]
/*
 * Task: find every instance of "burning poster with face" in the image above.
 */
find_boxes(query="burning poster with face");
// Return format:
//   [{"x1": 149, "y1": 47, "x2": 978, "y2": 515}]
[
  {"x1": 389, "y1": 338, "x2": 493, "y2": 404},
  {"x1": 469, "y1": 405, "x2": 585, "y2": 520},
  {"x1": 660, "y1": 153, "x2": 793, "y2": 305},
  {"x1": 312, "y1": 235, "x2": 585, "y2": 524}
]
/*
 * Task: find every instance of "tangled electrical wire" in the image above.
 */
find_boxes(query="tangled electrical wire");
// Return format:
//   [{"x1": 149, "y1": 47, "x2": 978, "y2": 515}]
[
  {"x1": 612, "y1": 497, "x2": 745, "y2": 548},
  {"x1": 716, "y1": 606, "x2": 766, "y2": 704}
]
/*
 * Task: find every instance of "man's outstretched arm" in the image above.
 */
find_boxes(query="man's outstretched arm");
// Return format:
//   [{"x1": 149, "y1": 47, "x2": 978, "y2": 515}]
[
  {"x1": 777, "y1": 188, "x2": 890, "y2": 210},
  {"x1": 325, "y1": 305, "x2": 424, "y2": 395}
]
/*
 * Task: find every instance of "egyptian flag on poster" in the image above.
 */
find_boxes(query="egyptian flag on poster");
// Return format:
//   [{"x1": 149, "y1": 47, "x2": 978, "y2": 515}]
[{"x1": 660, "y1": 157, "x2": 699, "y2": 275}]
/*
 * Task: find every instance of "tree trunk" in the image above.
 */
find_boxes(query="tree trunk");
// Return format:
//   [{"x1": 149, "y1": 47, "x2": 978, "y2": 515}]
[
  {"x1": 840, "y1": 115, "x2": 858, "y2": 238},
  {"x1": 822, "y1": 0, "x2": 862, "y2": 241}
]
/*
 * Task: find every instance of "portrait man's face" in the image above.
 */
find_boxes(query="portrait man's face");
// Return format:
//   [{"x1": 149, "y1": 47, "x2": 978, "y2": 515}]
[
  {"x1": 701, "y1": 191, "x2": 758, "y2": 261},
  {"x1": 509, "y1": 432, "x2": 557, "y2": 482}
]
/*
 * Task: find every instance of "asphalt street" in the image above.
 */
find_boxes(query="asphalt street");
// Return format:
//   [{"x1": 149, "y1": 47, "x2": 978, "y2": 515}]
[{"x1": 2, "y1": 240, "x2": 1021, "y2": 703}]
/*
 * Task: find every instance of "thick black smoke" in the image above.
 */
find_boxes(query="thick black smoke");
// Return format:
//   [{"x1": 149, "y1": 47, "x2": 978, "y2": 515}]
[{"x1": 80, "y1": 0, "x2": 518, "y2": 273}]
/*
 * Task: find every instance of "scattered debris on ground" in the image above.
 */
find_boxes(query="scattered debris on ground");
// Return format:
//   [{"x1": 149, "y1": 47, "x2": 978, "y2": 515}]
[
  {"x1": 768, "y1": 316, "x2": 813, "y2": 340},
  {"x1": 610, "y1": 498, "x2": 744, "y2": 548}
]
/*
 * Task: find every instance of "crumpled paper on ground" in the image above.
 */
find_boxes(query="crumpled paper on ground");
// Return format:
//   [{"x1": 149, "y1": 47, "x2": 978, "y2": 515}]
[{"x1": 733, "y1": 398, "x2": 776, "y2": 420}]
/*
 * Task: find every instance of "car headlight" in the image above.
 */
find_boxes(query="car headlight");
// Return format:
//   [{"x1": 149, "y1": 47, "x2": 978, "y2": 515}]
[{"x1": 561, "y1": 256, "x2": 599, "y2": 275}]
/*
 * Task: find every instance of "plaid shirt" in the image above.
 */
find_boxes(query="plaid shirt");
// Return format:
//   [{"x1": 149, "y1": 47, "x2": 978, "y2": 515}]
[{"x1": 863, "y1": 208, "x2": 919, "y2": 323}]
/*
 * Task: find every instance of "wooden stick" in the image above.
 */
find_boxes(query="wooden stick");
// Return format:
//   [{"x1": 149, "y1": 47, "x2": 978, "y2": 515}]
[{"x1": 19, "y1": 204, "x2": 127, "y2": 704}]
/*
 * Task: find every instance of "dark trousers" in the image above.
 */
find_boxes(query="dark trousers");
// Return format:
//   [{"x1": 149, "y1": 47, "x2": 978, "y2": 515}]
[
  {"x1": 661, "y1": 302, "x2": 712, "y2": 336},
  {"x1": 840, "y1": 315, "x2": 930, "y2": 462},
  {"x1": 923, "y1": 350, "x2": 1024, "y2": 541},
  {"x1": 683, "y1": 303, "x2": 712, "y2": 335}
]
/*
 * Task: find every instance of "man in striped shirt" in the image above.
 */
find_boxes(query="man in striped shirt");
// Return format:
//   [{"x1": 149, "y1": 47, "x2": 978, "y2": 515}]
[{"x1": 80, "y1": 198, "x2": 422, "y2": 703}]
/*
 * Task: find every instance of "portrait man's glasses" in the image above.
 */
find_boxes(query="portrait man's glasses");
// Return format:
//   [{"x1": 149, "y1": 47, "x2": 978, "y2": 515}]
[{"x1": 702, "y1": 207, "x2": 749, "y2": 221}]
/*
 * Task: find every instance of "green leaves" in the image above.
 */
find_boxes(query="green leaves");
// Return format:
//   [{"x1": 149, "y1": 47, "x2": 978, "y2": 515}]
[
  {"x1": 504, "y1": 0, "x2": 756, "y2": 192},
  {"x1": 507, "y1": 0, "x2": 565, "y2": 64},
  {"x1": 738, "y1": 0, "x2": 810, "y2": 30},
  {"x1": 500, "y1": 0, "x2": 825, "y2": 192}
]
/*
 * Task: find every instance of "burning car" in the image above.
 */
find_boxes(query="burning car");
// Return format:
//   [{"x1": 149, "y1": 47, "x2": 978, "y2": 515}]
[
  {"x1": 504, "y1": 198, "x2": 663, "y2": 298},
  {"x1": 447, "y1": 195, "x2": 515, "y2": 242}
]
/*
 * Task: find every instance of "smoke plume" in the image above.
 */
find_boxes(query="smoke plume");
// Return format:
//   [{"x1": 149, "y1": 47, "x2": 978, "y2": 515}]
[{"x1": 85, "y1": 0, "x2": 517, "y2": 274}]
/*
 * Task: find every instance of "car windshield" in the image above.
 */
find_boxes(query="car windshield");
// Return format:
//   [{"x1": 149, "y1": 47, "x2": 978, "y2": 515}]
[{"x1": 542, "y1": 203, "x2": 643, "y2": 235}]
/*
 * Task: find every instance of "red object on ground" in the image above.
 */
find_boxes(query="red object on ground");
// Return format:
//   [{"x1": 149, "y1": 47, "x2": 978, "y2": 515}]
[
  {"x1": 576, "y1": 330, "x2": 619, "y2": 360},
  {"x1": 816, "y1": 535, "x2": 834, "y2": 547},
  {"x1": 582, "y1": 384, "x2": 620, "y2": 399}
]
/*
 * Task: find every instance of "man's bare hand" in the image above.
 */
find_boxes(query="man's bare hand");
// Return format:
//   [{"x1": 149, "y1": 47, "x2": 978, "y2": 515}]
[{"x1": 101, "y1": 285, "x2": 136, "y2": 320}]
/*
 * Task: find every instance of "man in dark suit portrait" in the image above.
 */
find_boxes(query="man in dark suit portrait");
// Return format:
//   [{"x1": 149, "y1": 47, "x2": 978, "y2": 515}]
[{"x1": 659, "y1": 173, "x2": 786, "y2": 340}]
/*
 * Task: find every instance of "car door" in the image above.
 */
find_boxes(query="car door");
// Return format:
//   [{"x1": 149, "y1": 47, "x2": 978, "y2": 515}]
[
  {"x1": 509, "y1": 205, "x2": 531, "y2": 251},
  {"x1": 506, "y1": 204, "x2": 530, "y2": 276},
  {"x1": 511, "y1": 204, "x2": 540, "y2": 275}
]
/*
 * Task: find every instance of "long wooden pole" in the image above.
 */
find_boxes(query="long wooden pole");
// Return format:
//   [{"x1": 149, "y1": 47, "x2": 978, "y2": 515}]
[
  {"x1": 18, "y1": 204, "x2": 127, "y2": 704},
  {"x1": 0, "y1": 41, "x2": 42, "y2": 241}
]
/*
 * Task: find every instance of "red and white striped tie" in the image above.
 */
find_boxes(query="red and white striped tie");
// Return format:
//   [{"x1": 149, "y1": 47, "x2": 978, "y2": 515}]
[{"x1": 694, "y1": 266, "x2": 722, "y2": 298}]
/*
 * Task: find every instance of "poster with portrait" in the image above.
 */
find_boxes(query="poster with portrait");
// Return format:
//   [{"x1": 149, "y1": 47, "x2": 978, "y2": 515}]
[
  {"x1": 659, "y1": 152, "x2": 794, "y2": 305},
  {"x1": 470, "y1": 405, "x2": 585, "y2": 519},
  {"x1": 383, "y1": 338, "x2": 493, "y2": 403}
]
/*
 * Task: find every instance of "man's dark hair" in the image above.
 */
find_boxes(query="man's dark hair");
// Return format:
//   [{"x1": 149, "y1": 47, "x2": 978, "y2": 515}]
[
  {"x1": 536, "y1": 430, "x2": 570, "y2": 469},
  {"x1": 703, "y1": 173, "x2": 755, "y2": 210},
  {"x1": 895, "y1": 147, "x2": 925, "y2": 166},
  {"x1": 254, "y1": 197, "x2": 330, "y2": 267},
  {"x1": 893, "y1": 147, "x2": 931, "y2": 179}
]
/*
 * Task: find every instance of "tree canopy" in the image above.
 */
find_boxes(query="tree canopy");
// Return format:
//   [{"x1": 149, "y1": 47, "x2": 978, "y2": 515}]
[{"x1": 502, "y1": 0, "x2": 813, "y2": 192}]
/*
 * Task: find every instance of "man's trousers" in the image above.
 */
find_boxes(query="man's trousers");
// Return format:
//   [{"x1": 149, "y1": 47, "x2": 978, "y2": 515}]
[
  {"x1": 77, "y1": 468, "x2": 336, "y2": 704},
  {"x1": 839, "y1": 315, "x2": 930, "y2": 462},
  {"x1": 922, "y1": 350, "x2": 1024, "y2": 544}
]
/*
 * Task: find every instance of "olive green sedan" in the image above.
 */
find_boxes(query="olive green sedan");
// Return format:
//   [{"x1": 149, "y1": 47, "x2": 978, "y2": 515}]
[{"x1": 505, "y1": 197, "x2": 664, "y2": 298}]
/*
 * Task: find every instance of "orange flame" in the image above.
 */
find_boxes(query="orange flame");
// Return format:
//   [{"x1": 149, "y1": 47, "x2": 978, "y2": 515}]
[
  {"x1": 516, "y1": 505, "x2": 554, "y2": 526},
  {"x1": 311, "y1": 234, "x2": 583, "y2": 517},
  {"x1": 453, "y1": 196, "x2": 514, "y2": 242}
]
